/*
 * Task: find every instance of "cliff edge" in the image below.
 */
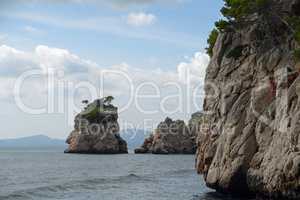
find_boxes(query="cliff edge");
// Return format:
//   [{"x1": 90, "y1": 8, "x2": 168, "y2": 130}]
[{"x1": 196, "y1": 0, "x2": 300, "y2": 199}]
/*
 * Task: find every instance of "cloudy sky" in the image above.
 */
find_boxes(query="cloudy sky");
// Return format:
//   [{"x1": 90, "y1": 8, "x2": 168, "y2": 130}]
[{"x1": 0, "y1": 0, "x2": 223, "y2": 139}]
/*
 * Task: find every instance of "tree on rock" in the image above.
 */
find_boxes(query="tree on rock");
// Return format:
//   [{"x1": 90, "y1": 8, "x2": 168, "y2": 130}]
[{"x1": 104, "y1": 96, "x2": 114, "y2": 105}]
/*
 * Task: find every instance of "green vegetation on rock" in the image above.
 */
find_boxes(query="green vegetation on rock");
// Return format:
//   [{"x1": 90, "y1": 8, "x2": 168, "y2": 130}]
[
  {"x1": 206, "y1": 29, "x2": 219, "y2": 57},
  {"x1": 255, "y1": 0, "x2": 270, "y2": 8},
  {"x1": 81, "y1": 97, "x2": 117, "y2": 119},
  {"x1": 221, "y1": 0, "x2": 252, "y2": 21},
  {"x1": 215, "y1": 20, "x2": 230, "y2": 32},
  {"x1": 104, "y1": 96, "x2": 114, "y2": 105},
  {"x1": 226, "y1": 45, "x2": 246, "y2": 59},
  {"x1": 287, "y1": 16, "x2": 300, "y2": 43},
  {"x1": 221, "y1": 0, "x2": 270, "y2": 21},
  {"x1": 206, "y1": 0, "x2": 270, "y2": 57},
  {"x1": 294, "y1": 49, "x2": 300, "y2": 62},
  {"x1": 286, "y1": 16, "x2": 300, "y2": 61}
]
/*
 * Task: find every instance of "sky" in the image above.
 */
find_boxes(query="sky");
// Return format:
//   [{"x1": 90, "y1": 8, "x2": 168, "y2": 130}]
[{"x1": 0, "y1": 0, "x2": 224, "y2": 139}]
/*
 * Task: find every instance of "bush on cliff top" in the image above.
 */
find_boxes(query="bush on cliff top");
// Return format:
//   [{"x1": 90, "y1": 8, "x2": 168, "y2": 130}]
[
  {"x1": 206, "y1": 0, "x2": 270, "y2": 57},
  {"x1": 221, "y1": 0, "x2": 252, "y2": 21},
  {"x1": 81, "y1": 97, "x2": 117, "y2": 119},
  {"x1": 215, "y1": 20, "x2": 230, "y2": 32},
  {"x1": 221, "y1": 0, "x2": 270, "y2": 21},
  {"x1": 206, "y1": 29, "x2": 219, "y2": 57}
]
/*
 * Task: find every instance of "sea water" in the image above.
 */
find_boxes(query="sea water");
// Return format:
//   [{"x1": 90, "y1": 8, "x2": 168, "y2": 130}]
[{"x1": 0, "y1": 149, "x2": 254, "y2": 200}]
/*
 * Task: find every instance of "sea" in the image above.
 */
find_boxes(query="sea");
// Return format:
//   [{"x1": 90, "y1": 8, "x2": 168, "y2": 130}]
[{"x1": 0, "y1": 148, "x2": 254, "y2": 200}]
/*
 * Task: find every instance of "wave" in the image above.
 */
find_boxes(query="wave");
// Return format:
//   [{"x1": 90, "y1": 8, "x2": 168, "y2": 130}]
[
  {"x1": 164, "y1": 169, "x2": 196, "y2": 176},
  {"x1": 0, "y1": 173, "x2": 152, "y2": 200}
]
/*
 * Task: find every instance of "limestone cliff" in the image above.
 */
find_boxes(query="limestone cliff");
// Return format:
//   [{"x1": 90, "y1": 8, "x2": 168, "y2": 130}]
[
  {"x1": 196, "y1": 0, "x2": 300, "y2": 199},
  {"x1": 135, "y1": 117, "x2": 196, "y2": 154},
  {"x1": 65, "y1": 98, "x2": 128, "y2": 154}
]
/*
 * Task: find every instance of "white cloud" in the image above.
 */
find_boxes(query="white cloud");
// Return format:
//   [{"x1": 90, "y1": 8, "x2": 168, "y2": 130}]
[
  {"x1": 24, "y1": 25, "x2": 43, "y2": 34},
  {"x1": 0, "y1": 44, "x2": 209, "y2": 137},
  {"x1": 1, "y1": 12, "x2": 201, "y2": 48},
  {"x1": 0, "y1": 44, "x2": 99, "y2": 102},
  {"x1": 0, "y1": 45, "x2": 36, "y2": 76},
  {"x1": 0, "y1": 44, "x2": 209, "y2": 100},
  {"x1": 0, "y1": 45, "x2": 99, "y2": 76},
  {"x1": 0, "y1": 77, "x2": 16, "y2": 100},
  {"x1": 177, "y1": 52, "x2": 210, "y2": 84},
  {"x1": 0, "y1": 34, "x2": 7, "y2": 44},
  {"x1": 34, "y1": 45, "x2": 97, "y2": 73},
  {"x1": 126, "y1": 12, "x2": 156, "y2": 27},
  {"x1": 0, "y1": 44, "x2": 210, "y2": 92}
]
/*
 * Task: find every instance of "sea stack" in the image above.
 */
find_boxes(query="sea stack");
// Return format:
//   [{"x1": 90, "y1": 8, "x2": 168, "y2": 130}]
[
  {"x1": 65, "y1": 97, "x2": 128, "y2": 154},
  {"x1": 196, "y1": 0, "x2": 300, "y2": 199},
  {"x1": 135, "y1": 117, "x2": 196, "y2": 154}
]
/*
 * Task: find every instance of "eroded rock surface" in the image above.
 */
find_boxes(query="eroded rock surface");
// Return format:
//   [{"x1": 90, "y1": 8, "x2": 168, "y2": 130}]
[
  {"x1": 196, "y1": 0, "x2": 300, "y2": 199},
  {"x1": 65, "y1": 99, "x2": 128, "y2": 154},
  {"x1": 135, "y1": 117, "x2": 196, "y2": 154}
]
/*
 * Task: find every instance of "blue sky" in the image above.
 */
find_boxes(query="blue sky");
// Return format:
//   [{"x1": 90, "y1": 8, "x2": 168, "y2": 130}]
[
  {"x1": 0, "y1": 0, "x2": 224, "y2": 139},
  {"x1": 1, "y1": 0, "x2": 222, "y2": 69}
]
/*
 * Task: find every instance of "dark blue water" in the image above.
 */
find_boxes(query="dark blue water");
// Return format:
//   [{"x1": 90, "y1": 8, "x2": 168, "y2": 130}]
[{"x1": 0, "y1": 149, "x2": 246, "y2": 200}]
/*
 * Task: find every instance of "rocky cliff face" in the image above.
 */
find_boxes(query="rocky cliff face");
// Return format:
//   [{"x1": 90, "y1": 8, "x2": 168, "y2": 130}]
[
  {"x1": 135, "y1": 117, "x2": 196, "y2": 154},
  {"x1": 196, "y1": 0, "x2": 300, "y2": 199},
  {"x1": 65, "y1": 99, "x2": 128, "y2": 154}
]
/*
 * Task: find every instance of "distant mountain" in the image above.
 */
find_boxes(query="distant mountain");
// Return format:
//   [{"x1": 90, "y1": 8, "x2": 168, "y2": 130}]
[
  {"x1": 0, "y1": 135, "x2": 66, "y2": 148},
  {"x1": 0, "y1": 131, "x2": 149, "y2": 150},
  {"x1": 120, "y1": 129, "x2": 151, "y2": 150}
]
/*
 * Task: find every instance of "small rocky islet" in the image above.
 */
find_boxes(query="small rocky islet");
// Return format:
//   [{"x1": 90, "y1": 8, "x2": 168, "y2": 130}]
[
  {"x1": 65, "y1": 97, "x2": 128, "y2": 154},
  {"x1": 134, "y1": 113, "x2": 204, "y2": 154},
  {"x1": 65, "y1": 97, "x2": 200, "y2": 155},
  {"x1": 134, "y1": 117, "x2": 195, "y2": 154}
]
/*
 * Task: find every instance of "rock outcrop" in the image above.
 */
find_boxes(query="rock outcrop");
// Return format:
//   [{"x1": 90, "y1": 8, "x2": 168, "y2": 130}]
[
  {"x1": 196, "y1": 0, "x2": 300, "y2": 199},
  {"x1": 65, "y1": 98, "x2": 128, "y2": 154},
  {"x1": 135, "y1": 117, "x2": 197, "y2": 154}
]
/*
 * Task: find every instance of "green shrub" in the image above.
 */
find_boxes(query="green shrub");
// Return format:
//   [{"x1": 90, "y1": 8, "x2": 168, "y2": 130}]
[
  {"x1": 215, "y1": 20, "x2": 230, "y2": 32},
  {"x1": 226, "y1": 45, "x2": 245, "y2": 59},
  {"x1": 294, "y1": 49, "x2": 300, "y2": 61},
  {"x1": 206, "y1": 0, "x2": 270, "y2": 57},
  {"x1": 286, "y1": 16, "x2": 300, "y2": 43},
  {"x1": 255, "y1": 0, "x2": 270, "y2": 9},
  {"x1": 206, "y1": 29, "x2": 219, "y2": 57},
  {"x1": 283, "y1": 14, "x2": 300, "y2": 62},
  {"x1": 221, "y1": 0, "x2": 253, "y2": 21},
  {"x1": 82, "y1": 107, "x2": 97, "y2": 120},
  {"x1": 295, "y1": 27, "x2": 300, "y2": 43},
  {"x1": 221, "y1": 0, "x2": 270, "y2": 21},
  {"x1": 287, "y1": 16, "x2": 300, "y2": 28}
]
